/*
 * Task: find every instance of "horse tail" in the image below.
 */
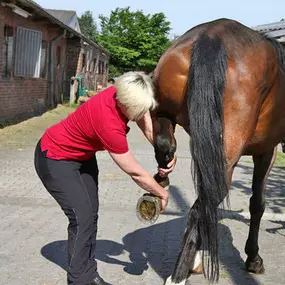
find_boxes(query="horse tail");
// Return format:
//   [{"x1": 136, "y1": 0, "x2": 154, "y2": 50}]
[{"x1": 172, "y1": 33, "x2": 228, "y2": 283}]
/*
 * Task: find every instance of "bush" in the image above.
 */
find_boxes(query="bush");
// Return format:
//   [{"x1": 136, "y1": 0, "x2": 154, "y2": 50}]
[{"x1": 108, "y1": 65, "x2": 122, "y2": 79}]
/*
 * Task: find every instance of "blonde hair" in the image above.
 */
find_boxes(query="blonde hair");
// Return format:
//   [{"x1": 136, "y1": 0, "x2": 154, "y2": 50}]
[{"x1": 114, "y1": 71, "x2": 157, "y2": 121}]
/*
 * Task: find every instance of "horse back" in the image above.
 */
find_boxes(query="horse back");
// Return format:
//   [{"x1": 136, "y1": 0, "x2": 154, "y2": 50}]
[{"x1": 154, "y1": 18, "x2": 285, "y2": 154}]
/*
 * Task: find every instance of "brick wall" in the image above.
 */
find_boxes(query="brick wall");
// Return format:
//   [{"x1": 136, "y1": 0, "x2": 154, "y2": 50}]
[
  {"x1": 0, "y1": 9, "x2": 5, "y2": 81},
  {"x1": 0, "y1": 78, "x2": 48, "y2": 124},
  {"x1": 64, "y1": 38, "x2": 81, "y2": 100},
  {"x1": 0, "y1": 6, "x2": 108, "y2": 125},
  {"x1": 67, "y1": 38, "x2": 81, "y2": 73},
  {"x1": 0, "y1": 7, "x2": 67, "y2": 125}
]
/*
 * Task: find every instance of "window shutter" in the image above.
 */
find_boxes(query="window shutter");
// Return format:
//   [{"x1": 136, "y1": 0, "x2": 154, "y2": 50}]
[{"x1": 14, "y1": 27, "x2": 42, "y2": 77}]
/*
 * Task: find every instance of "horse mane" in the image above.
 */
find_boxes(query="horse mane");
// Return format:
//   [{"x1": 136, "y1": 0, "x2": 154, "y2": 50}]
[{"x1": 265, "y1": 36, "x2": 285, "y2": 72}]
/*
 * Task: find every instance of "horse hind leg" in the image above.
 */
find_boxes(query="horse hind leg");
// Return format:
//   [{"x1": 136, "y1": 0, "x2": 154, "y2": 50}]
[
  {"x1": 189, "y1": 250, "x2": 203, "y2": 274},
  {"x1": 164, "y1": 276, "x2": 186, "y2": 285},
  {"x1": 245, "y1": 147, "x2": 277, "y2": 274},
  {"x1": 164, "y1": 163, "x2": 237, "y2": 285},
  {"x1": 164, "y1": 238, "x2": 203, "y2": 285}
]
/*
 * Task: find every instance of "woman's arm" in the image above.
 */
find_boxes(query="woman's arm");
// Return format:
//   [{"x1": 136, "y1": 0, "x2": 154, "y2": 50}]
[
  {"x1": 136, "y1": 111, "x2": 154, "y2": 146},
  {"x1": 109, "y1": 150, "x2": 169, "y2": 211}
]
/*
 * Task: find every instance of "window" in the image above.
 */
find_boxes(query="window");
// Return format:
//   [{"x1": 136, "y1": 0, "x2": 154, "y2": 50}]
[
  {"x1": 93, "y1": 58, "x2": 96, "y2": 72},
  {"x1": 96, "y1": 60, "x2": 99, "y2": 74},
  {"x1": 82, "y1": 53, "x2": 86, "y2": 72},
  {"x1": 2, "y1": 25, "x2": 14, "y2": 78},
  {"x1": 14, "y1": 27, "x2": 43, "y2": 77},
  {"x1": 56, "y1": 46, "x2": 61, "y2": 66},
  {"x1": 2, "y1": 26, "x2": 48, "y2": 79},
  {"x1": 90, "y1": 58, "x2": 96, "y2": 72},
  {"x1": 40, "y1": 41, "x2": 47, "y2": 78},
  {"x1": 98, "y1": 60, "x2": 102, "y2": 74},
  {"x1": 86, "y1": 50, "x2": 90, "y2": 71}
]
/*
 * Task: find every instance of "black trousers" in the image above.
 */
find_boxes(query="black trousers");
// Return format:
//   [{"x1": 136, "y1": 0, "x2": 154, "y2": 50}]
[{"x1": 34, "y1": 141, "x2": 99, "y2": 285}]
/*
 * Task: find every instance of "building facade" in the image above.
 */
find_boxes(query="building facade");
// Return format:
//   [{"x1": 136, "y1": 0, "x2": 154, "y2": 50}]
[{"x1": 0, "y1": 0, "x2": 109, "y2": 125}]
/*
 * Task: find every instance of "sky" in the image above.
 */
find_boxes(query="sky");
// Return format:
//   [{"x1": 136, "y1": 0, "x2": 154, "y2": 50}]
[{"x1": 35, "y1": 0, "x2": 285, "y2": 37}]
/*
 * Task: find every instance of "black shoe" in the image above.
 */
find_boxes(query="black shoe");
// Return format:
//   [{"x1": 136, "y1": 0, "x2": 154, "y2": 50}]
[{"x1": 90, "y1": 276, "x2": 109, "y2": 285}]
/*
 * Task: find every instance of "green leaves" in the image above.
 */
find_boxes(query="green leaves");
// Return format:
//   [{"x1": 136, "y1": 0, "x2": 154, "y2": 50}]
[
  {"x1": 79, "y1": 7, "x2": 173, "y2": 76},
  {"x1": 78, "y1": 11, "x2": 98, "y2": 43}
]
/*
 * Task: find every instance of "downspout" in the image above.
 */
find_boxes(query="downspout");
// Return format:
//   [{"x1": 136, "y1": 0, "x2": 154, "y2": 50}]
[{"x1": 49, "y1": 30, "x2": 66, "y2": 108}]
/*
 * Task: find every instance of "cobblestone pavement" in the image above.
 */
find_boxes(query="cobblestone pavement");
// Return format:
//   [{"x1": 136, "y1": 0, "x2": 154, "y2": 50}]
[{"x1": 0, "y1": 110, "x2": 285, "y2": 285}]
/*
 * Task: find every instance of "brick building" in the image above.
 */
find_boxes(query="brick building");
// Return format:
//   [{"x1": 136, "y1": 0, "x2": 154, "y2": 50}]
[{"x1": 0, "y1": 0, "x2": 109, "y2": 125}]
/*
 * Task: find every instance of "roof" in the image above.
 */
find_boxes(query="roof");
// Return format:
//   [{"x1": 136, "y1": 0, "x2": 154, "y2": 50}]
[
  {"x1": 5, "y1": 0, "x2": 109, "y2": 55},
  {"x1": 46, "y1": 9, "x2": 81, "y2": 33},
  {"x1": 252, "y1": 21, "x2": 285, "y2": 40},
  {"x1": 46, "y1": 9, "x2": 76, "y2": 25},
  {"x1": 253, "y1": 21, "x2": 285, "y2": 32}
]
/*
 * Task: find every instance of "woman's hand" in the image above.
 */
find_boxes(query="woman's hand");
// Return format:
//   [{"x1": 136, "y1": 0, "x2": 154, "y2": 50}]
[
  {"x1": 160, "y1": 191, "x2": 169, "y2": 213},
  {"x1": 158, "y1": 156, "x2": 177, "y2": 177}
]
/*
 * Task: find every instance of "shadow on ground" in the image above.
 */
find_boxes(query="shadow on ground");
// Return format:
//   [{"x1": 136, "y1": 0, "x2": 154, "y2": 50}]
[
  {"x1": 41, "y1": 186, "x2": 270, "y2": 284},
  {"x1": 233, "y1": 162, "x2": 285, "y2": 215},
  {"x1": 41, "y1": 217, "x2": 260, "y2": 285}
]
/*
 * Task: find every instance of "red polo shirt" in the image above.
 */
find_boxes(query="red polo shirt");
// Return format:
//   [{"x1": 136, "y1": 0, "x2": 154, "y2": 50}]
[{"x1": 40, "y1": 86, "x2": 130, "y2": 161}]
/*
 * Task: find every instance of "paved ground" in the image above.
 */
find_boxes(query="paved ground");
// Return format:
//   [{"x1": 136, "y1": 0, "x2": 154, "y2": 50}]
[{"x1": 0, "y1": 108, "x2": 285, "y2": 285}]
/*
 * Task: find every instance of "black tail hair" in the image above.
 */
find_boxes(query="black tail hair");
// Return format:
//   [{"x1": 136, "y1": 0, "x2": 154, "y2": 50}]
[{"x1": 172, "y1": 33, "x2": 228, "y2": 283}]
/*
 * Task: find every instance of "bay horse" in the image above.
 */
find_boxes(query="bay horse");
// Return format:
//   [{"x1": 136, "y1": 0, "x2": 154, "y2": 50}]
[{"x1": 151, "y1": 18, "x2": 285, "y2": 284}]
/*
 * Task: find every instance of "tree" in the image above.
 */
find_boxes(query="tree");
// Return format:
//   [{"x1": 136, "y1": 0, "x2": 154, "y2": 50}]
[
  {"x1": 170, "y1": 33, "x2": 180, "y2": 42},
  {"x1": 78, "y1": 11, "x2": 98, "y2": 42},
  {"x1": 97, "y1": 7, "x2": 172, "y2": 75}
]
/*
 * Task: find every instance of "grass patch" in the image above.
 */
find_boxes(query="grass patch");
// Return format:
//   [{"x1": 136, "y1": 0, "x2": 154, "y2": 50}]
[
  {"x1": 274, "y1": 151, "x2": 285, "y2": 168},
  {"x1": 63, "y1": 102, "x2": 80, "y2": 109},
  {"x1": 0, "y1": 106, "x2": 75, "y2": 149},
  {"x1": 243, "y1": 151, "x2": 285, "y2": 168},
  {"x1": 221, "y1": 273, "x2": 229, "y2": 279}
]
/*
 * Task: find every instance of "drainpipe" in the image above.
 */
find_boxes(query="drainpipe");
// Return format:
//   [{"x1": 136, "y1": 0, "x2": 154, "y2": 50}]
[{"x1": 49, "y1": 30, "x2": 66, "y2": 108}]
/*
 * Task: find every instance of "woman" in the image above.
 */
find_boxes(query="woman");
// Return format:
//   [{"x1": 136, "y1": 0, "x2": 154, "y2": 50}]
[{"x1": 34, "y1": 71, "x2": 176, "y2": 285}]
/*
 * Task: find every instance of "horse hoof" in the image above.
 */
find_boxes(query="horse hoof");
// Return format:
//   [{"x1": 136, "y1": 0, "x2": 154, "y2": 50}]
[
  {"x1": 189, "y1": 251, "x2": 203, "y2": 275},
  {"x1": 245, "y1": 256, "x2": 265, "y2": 274},
  {"x1": 164, "y1": 276, "x2": 185, "y2": 285},
  {"x1": 190, "y1": 263, "x2": 203, "y2": 275}
]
